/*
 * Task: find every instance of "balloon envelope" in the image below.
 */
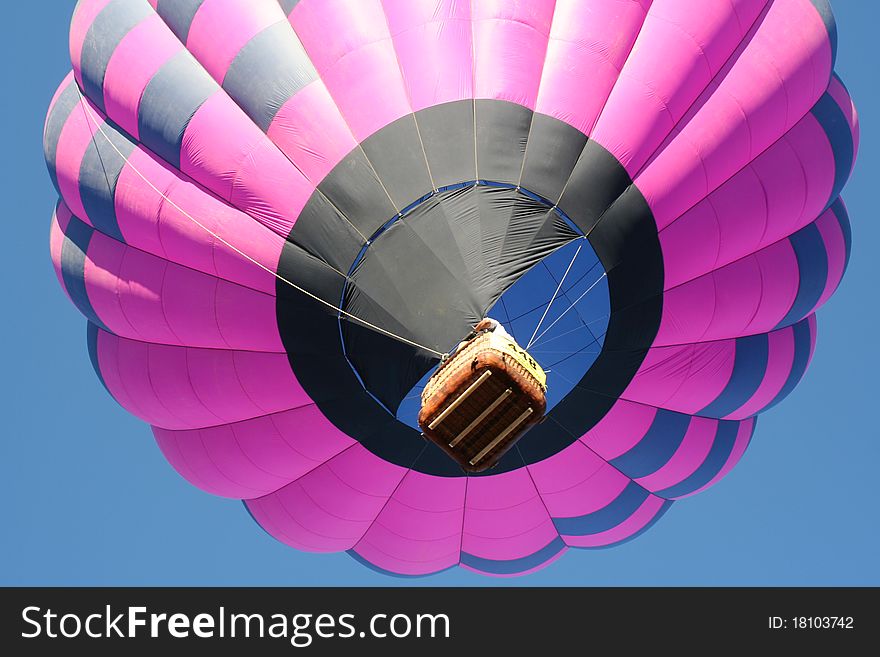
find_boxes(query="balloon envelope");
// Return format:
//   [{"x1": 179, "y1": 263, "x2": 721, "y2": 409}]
[{"x1": 45, "y1": 0, "x2": 857, "y2": 577}]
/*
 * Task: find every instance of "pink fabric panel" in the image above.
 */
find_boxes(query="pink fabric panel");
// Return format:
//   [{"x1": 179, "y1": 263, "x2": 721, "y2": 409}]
[
  {"x1": 591, "y1": 0, "x2": 767, "y2": 173},
  {"x1": 316, "y1": 40, "x2": 412, "y2": 142},
  {"x1": 45, "y1": 72, "x2": 76, "y2": 135},
  {"x1": 580, "y1": 399, "x2": 657, "y2": 460},
  {"x1": 748, "y1": 119, "x2": 834, "y2": 243},
  {"x1": 536, "y1": 0, "x2": 650, "y2": 134},
  {"x1": 563, "y1": 494, "x2": 668, "y2": 548},
  {"x1": 147, "y1": 0, "x2": 158, "y2": 8},
  {"x1": 55, "y1": 199, "x2": 75, "y2": 232},
  {"x1": 659, "y1": 121, "x2": 833, "y2": 285},
  {"x1": 212, "y1": 281, "x2": 283, "y2": 350},
  {"x1": 70, "y1": 0, "x2": 115, "y2": 85},
  {"x1": 155, "y1": 424, "x2": 303, "y2": 499},
  {"x1": 685, "y1": 417, "x2": 755, "y2": 497},
  {"x1": 699, "y1": 257, "x2": 766, "y2": 339},
  {"x1": 164, "y1": 268, "x2": 281, "y2": 351},
  {"x1": 267, "y1": 80, "x2": 358, "y2": 185},
  {"x1": 81, "y1": 231, "x2": 282, "y2": 351},
  {"x1": 117, "y1": 149, "x2": 283, "y2": 295},
  {"x1": 656, "y1": 242, "x2": 799, "y2": 346},
  {"x1": 748, "y1": 242, "x2": 806, "y2": 331},
  {"x1": 659, "y1": 198, "x2": 723, "y2": 290},
  {"x1": 623, "y1": 342, "x2": 734, "y2": 414},
  {"x1": 185, "y1": 0, "x2": 285, "y2": 81},
  {"x1": 471, "y1": 1, "x2": 556, "y2": 35},
  {"x1": 97, "y1": 329, "x2": 179, "y2": 426},
  {"x1": 154, "y1": 406, "x2": 355, "y2": 499},
  {"x1": 815, "y1": 209, "x2": 848, "y2": 309},
  {"x1": 353, "y1": 471, "x2": 466, "y2": 576},
  {"x1": 382, "y1": 0, "x2": 474, "y2": 111},
  {"x1": 102, "y1": 14, "x2": 182, "y2": 139},
  {"x1": 291, "y1": 0, "x2": 410, "y2": 141},
  {"x1": 657, "y1": 124, "x2": 829, "y2": 282},
  {"x1": 634, "y1": 0, "x2": 833, "y2": 228},
  {"x1": 382, "y1": 0, "x2": 471, "y2": 30},
  {"x1": 95, "y1": 330, "x2": 310, "y2": 430},
  {"x1": 828, "y1": 75, "x2": 860, "y2": 160},
  {"x1": 245, "y1": 445, "x2": 407, "y2": 552},
  {"x1": 52, "y1": 99, "x2": 97, "y2": 225},
  {"x1": 725, "y1": 327, "x2": 794, "y2": 420},
  {"x1": 471, "y1": 0, "x2": 556, "y2": 108},
  {"x1": 635, "y1": 416, "x2": 717, "y2": 492},
  {"x1": 290, "y1": 0, "x2": 389, "y2": 75},
  {"x1": 656, "y1": 275, "x2": 715, "y2": 345},
  {"x1": 82, "y1": 234, "x2": 145, "y2": 339},
  {"x1": 527, "y1": 440, "x2": 607, "y2": 517},
  {"x1": 463, "y1": 469, "x2": 559, "y2": 561},
  {"x1": 710, "y1": 244, "x2": 800, "y2": 340},
  {"x1": 538, "y1": 460, "x2": 631, "y2": 521},
  {"x1": 180, "y1": 92, "x2": 313, "y2": 237}
]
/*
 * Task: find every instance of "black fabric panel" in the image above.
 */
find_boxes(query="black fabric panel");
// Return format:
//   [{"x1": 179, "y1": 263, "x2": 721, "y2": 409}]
[
  {"x1": 588, "y1": 187, "x2": 665, "y2": 349},
  {"x1": 290, "y1": 192, "x2": 366, "y2": 274},
  {"x1": 60, "y1": 216, "x2": 107, "y2": 331},
  {"x1": 411, "y1": 441, "x2": 468, "y2": 478},
  {"x1": 78, "y1": 119, "x2": 136, "y2": 243},
  {"x1": 484, "y1": 195, "x2": 578, "y2": 288},
  {"x1": 475, "y1": 100, "x2": 533, "y2": 184},
  {"x1": 520, "y1": 114, "x2": 588, "y2": 204},
  {"x1": 80, "y1": 0, "x2": 153, "y2": 112},
  {"x1": 353, "y1": 418, "x2": 428, "y2": 468},
  {"x1": 417, "y1": 101, "x2": 476, "y2": 188},
  {"x1": 137, "y1": 52, "x2": 216, "y2": 170},
  {"x1": 557, "y1": 140, "x2": 633, "y2": 234},
  {"x1": 515, "y1": 416, "x2": 585, "y2": 464},
  {"x1": 318, "y1": 148, "x2": 398, "y2": 239},
  {"x1": 276, "y1": 241, "x2": 402, "y2": 442},
  {"x1": 156, "y1": 0, "x2": 205, "y2": 44},
  {"x1": 222, "y1": 21, "x2": 317, "y2": 132},
  {"x1": 342, "y1": 320, "x2": 439, "y2": 414},
  {"x1": 86, "y1": 321, "x2": 110, "y2": 392},
  {"x1": 277, "y1": 0, "x2": 302, "y2": 17},
  {"x1": 360, "y1": 114, "x2": 434, "y2": 208},
  {"x1": 275, "y1": 240, "x2": 347, "y2": 326},
  {"x1": 341, "y1": 185, "x2": 578, "y2": 411},
  {"x1": 44, "y1": 82, "x2": 80, "y2": 194},
  {"x1": 345, "y1": 218, "x2": 481, "y2": 356}
]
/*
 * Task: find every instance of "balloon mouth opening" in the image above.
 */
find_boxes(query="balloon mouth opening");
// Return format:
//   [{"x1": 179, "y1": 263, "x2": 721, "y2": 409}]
[
  {"x1": 396, "y1": 237, "x2": 610, "y2": 430},
  {"x1": 333, "y1": 180, "x2": 611, "y2": 428}
]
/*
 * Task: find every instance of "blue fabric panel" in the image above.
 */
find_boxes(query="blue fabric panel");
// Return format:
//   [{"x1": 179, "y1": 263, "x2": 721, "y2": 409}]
[
  {"x1": 460, "y1": 537, "x2": 566, "y2": 575},
  {"x1": 611, "y1": 410, "x2": 691, "y2": 479},
  {"x1": 777, "y1": 223, "x2": 828, "y2": 329},
  {"x1": 553, "y1": 482, "x2": 650, "y2": 536},
  {"x1": 655, "y1": 421, "x2": 740, "y2": 499},
  {"x1": 137, "y1": 51, "x2": 216, "y2": 169},
  {"x1": 700, "y1": 334, "x2": 770, "y2": 418}
]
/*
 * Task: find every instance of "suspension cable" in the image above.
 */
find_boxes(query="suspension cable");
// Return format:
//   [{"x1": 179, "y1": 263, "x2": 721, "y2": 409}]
[
  {"x1": 530, "y1": 272, "x2": 608, "y2": 347},
  {"x1": 526, "y1": 239, "x2": 584, "y2": 349},
  {"x1": 73, "y1": 88, "x2": 445, "y2": 358}
]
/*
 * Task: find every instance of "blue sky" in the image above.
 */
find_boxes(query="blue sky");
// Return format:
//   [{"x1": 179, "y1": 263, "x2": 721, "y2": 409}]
[{"x1": 2, "y1": 1, "x2": 877, "y2": 586}]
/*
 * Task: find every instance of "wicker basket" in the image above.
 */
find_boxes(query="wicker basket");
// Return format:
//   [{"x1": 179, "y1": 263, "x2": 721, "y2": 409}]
[{"x1": 418, "y1": 330, "x2": 547, "y2": 473}]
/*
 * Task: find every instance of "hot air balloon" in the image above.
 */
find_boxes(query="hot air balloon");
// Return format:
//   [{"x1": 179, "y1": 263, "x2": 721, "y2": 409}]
[{"x1": 44, "y1": 0, "x2": 857, "y2": 577}]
